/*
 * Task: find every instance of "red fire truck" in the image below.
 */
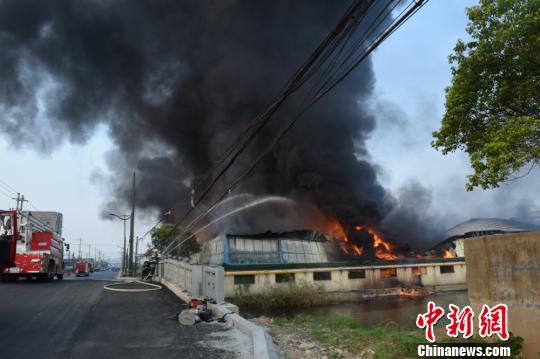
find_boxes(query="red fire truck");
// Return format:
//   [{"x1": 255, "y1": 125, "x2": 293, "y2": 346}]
[
  {"x1": 0, "y1": 210, "x2": 65, "y2": 282},
  {"x1": 75, "y1": 261, "x2": 90, "y2": 277}
]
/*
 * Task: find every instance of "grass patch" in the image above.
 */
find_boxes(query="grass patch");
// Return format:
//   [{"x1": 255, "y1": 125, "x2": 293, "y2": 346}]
[
  {"x1": 231, "y1": 282, "x2": 331, "y2": 310},
  {"x1": 272, "y1": 313, "x2": 524, "y2": 359}
]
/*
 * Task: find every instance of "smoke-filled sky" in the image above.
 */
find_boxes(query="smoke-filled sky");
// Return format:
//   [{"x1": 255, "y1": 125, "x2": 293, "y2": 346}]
[{"x1": 0, "y1": 0, "x2": 538, "y2": 261}]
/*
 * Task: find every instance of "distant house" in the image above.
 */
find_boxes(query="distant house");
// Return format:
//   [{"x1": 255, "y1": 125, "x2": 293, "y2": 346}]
[{"x1": 433, "y1": 218, "x2": 540, "y2": 257}]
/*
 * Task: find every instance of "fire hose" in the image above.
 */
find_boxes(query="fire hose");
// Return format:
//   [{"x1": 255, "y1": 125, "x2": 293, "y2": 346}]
[{"x1": 103, "y1": 280, "x2": 162, "y2": 292}]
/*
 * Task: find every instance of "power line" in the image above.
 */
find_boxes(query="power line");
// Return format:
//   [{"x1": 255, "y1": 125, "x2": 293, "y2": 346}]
[
  {"x1": 171, "y1": 0, "x2": 385, "y2": 232},
  {"x1": 0, "y1": 179, "x2": 17, "y2": 195},
  {"x1": 191, "y1": 0, "x2": 426, "y2": 222},
  {"x1": 163, "y1": 0, "x2": 429, "y2": 253}
]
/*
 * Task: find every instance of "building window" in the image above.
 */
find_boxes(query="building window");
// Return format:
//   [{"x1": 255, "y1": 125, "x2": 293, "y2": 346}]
[
  {"x1": 275, "y1": 273, "x2": 295, "y2": 283},
  {"x1": 380, "y1": 268, "x2": 397, "y2": 278},
  {"x1": 348, "y1": 269, "x2": 366, "y2": 279},
  {"x1": 313, "y1": 271, "x2": 332, "y2": 281},
  {"x1": 234, "y1": 275, "x2": 255, "y2": 285},
  {"x1": 440, "y1": 266, "x2": 455, "y2": 274}
]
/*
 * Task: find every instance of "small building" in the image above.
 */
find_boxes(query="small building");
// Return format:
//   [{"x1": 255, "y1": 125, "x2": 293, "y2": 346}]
[{"x1": 433, "y1": 218, "x2": 540, "y2": 257}]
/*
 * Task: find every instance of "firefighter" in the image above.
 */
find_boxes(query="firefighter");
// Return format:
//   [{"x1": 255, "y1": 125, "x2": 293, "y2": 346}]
[{"x1": 141, "y1": 249, "x2": 159, "y2": 280}]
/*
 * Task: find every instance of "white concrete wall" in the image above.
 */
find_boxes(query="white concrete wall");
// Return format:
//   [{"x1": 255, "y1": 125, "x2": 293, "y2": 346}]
[
  {"x1": 420, "y1": 263, "x2": 466, "y2": 286},
  {"x1": 225, "y1": 261, "x2": 466, "y2": 297}
]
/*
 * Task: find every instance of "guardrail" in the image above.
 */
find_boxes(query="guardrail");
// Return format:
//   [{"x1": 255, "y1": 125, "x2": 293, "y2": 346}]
[{"x1": 156, "y1": 258, "x2": 224, "y2": 304}]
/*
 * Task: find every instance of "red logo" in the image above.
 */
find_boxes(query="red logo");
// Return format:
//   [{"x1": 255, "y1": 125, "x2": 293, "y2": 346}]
[
  {"x1": 416, "y1": 301, "x2": 445, "y2": 343},
  {"x1": 478, "y1": 304, "x2": 509, "y2": 340},
  {"x1": 446, "y1": 304, "x2": 474, "y2": 339},
  {"x1": 417, "y1": 302, "x2": 509, "y2": 342}
]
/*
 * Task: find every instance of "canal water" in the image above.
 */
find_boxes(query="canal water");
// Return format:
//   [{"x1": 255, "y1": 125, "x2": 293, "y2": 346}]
[{"x1": 242, "y1": 291, "x2": 469, "y2": 329}]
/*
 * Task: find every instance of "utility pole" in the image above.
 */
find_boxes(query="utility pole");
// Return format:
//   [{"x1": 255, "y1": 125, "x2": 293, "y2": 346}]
[
  {"x1": 128, "y1": 172, "x2": 136, "y2": 275},
  {"x1": 134, "y1": 236, "x2": 139, "y2": 274},
  {"x1": 20, "y1": 194, "x2": 27, "y2": 211},
  {"x1": 12, "y1": 193, "x2": 27, "y2": 212},
  {"x1": 11, "y1": 193, "x2": 20, "y2": 211},
  {"x1": 78, "y1": 238, "x2": 82, "y2": 259},
  {"x1": 109, "y1": 213, "x2": 130, "y2": 274},
  {"x1": 87, "y1": 244, "x2": 91, "y2": 259}
]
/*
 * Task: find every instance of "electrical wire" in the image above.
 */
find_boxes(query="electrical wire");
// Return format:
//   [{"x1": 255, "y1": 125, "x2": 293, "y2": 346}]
[
  {"x1": 168, "y1": 0, "x2": 383, "y2": 234},
  {"x1": 160, "y1": 0, "x2": 429, "y2": 253},
  {"x1": 186, "y1": 0, "x2": 427, "y2": 231}
]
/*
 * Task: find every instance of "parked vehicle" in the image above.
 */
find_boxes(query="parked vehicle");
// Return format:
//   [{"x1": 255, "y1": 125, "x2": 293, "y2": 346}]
[
  {"x1": 0, "y1": 210, "x2": 64, "y2": 281},
  {"x1": 75, "y1": 261, "x2": 90, "y2": 277}
]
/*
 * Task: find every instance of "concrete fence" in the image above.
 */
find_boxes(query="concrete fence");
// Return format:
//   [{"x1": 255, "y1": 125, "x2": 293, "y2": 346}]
[
  {"x1": 224, "y1": 259, "x2": 467, "y2": 297},
  {"x1": 156, "y1": 258, "x2": 225, "y2": 304}
]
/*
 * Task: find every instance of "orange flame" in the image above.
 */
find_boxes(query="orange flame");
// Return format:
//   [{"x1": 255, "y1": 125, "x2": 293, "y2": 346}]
[
  {"x1": 325, "y1": 218, "x2": 363, "y2": 256},
  {"x1": 442, "y1": 249, "x2": 455, "y2": 258},
  {"x1": 355, "y1": 225, "x2": 399, "y2": 260}
]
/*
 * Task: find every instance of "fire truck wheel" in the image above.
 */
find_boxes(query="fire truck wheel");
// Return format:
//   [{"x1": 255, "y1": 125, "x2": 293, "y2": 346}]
[{"x1": 57, "y1": 274, "x2": 63, "y2": 280}]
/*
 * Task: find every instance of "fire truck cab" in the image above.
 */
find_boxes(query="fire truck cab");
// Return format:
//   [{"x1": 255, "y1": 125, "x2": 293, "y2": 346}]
[{"x1": 0, "y1": 210, "x2": 64, "y2": 282}]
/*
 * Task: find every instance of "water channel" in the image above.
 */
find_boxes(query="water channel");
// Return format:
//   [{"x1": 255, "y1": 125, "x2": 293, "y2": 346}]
[{"x1": 243, "y1": 291, "x2": 469, "y2": 329}]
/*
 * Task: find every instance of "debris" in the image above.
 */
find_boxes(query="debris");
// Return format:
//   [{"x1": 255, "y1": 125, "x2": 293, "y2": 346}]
[{"x1": 178, "y1": 309, "x2": 200, "y2": 325}]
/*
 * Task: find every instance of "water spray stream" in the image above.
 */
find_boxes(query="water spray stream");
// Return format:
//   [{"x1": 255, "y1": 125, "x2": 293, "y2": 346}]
[
  {"x1": 184, "y1": 193, "x2": 254, "y2": 231},
  {"x1": 164, "y1": 196, "x2": 294, "y2": 255},
  {"x1": 161, "y1": 193, "x2": 255, "y2": 254}
]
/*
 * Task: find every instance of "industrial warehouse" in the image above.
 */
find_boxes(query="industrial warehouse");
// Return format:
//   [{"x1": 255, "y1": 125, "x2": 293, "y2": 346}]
[{"x1": 151, "y1": 217, "x2": 538, "y2": 299}]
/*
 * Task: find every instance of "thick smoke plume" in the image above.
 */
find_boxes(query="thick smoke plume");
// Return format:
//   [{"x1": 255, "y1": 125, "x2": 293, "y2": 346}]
[{"x1": 0, "y1": 0, "x2": 438, "y2": 249}]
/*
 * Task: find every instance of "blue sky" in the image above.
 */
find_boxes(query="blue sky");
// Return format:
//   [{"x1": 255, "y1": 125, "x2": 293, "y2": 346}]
[{"x1": 1, "y1": 0, "x2": 538, "y2": 261}]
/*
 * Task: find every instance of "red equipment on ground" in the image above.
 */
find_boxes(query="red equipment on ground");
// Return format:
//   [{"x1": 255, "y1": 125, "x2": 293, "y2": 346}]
[
  {"x1": 0, "y1": 210, "x2": 65, "y2": 282},
  {"x1": 75, "y1": 261, "x2": 90, "y2": 277}
]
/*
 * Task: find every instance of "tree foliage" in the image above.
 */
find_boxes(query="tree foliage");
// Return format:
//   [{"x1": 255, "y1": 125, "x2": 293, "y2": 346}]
[
  {"x1": 432, "y1": 0, "x2": 540, "y2": 190},
  {"x1": 150, "y1": 224, "x2": 200, "y2": 258}
]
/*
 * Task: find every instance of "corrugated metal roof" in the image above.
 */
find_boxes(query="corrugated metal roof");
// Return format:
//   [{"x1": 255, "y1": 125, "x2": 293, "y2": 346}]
[{"x1": 445, "y1": 218, "x2": 540, "y2": 240}]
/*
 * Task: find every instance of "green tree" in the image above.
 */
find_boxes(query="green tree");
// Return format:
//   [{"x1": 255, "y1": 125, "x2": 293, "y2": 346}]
[
  {"x1": 150, "y1": 224, "x2": 200, "y2": 258},
  {"x1": 432, "y1": 0, "x2": 540, "y2": 190}
]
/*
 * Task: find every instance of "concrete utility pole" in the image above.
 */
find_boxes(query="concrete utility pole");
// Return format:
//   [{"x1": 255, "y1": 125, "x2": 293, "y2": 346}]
[
  {"x1": 134, "y1": 236, "x2": 139, "y2": 274},
  {"x1": 12, "y1": 193, "x2": 28, "y2": 212},
  {"x1": 11, "y1": 193, "x2": 20, "y2": 211},
  {"x1": 128, "y1": 172, "x2": 136, "y2": 275},
  {"x1": 109, "y1": 213, "x2": 130, "y2": 274},
  {"x1": 78, "y1": 238, "x2": 82, "y2": 259}
]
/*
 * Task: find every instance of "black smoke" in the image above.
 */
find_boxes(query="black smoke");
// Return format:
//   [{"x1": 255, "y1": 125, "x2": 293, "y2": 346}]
[{"x1": 0, "y1": 0, "x2": 438, "y2": 249}]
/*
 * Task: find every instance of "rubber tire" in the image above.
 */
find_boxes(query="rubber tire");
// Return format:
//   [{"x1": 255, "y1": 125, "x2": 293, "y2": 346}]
[{"x1": 57, "y1": 274, "x2": 63, "y2": 280}]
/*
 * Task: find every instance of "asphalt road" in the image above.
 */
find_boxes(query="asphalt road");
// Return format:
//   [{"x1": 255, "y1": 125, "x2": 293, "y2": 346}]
[{"x1": 0, "y1": 271, "x2": 245, "y2": 359}]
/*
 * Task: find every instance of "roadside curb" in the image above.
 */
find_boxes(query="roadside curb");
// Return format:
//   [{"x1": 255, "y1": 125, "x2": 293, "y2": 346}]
[
  {"x1": 208, "y1": 302, "x2": 277, "y2": 359},
  {"x1": 156, "y1": 277, "x2": 277, "y2": 359}
]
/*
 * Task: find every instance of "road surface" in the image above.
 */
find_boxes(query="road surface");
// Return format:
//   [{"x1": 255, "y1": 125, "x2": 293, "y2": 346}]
[{"x1": 0, "y1": 271, "x2": 247, "y2": 359}]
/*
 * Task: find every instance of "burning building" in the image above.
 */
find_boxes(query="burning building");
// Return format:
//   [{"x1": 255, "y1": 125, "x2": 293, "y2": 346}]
[
  {"x1": 201, "y1": 230, "x2": 339, "y2": 266},
  {"x1": 196, "y1": 224, "x2": 467, "y2": 298},
  {"x1": 200, "y1": 222, "x2": 420, "y2": 267}
]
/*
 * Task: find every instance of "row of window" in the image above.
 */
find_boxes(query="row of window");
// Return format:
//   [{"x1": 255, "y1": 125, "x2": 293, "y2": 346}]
[{"x1": 233, "y1": 265, "x2": 456, "y2": 285}]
